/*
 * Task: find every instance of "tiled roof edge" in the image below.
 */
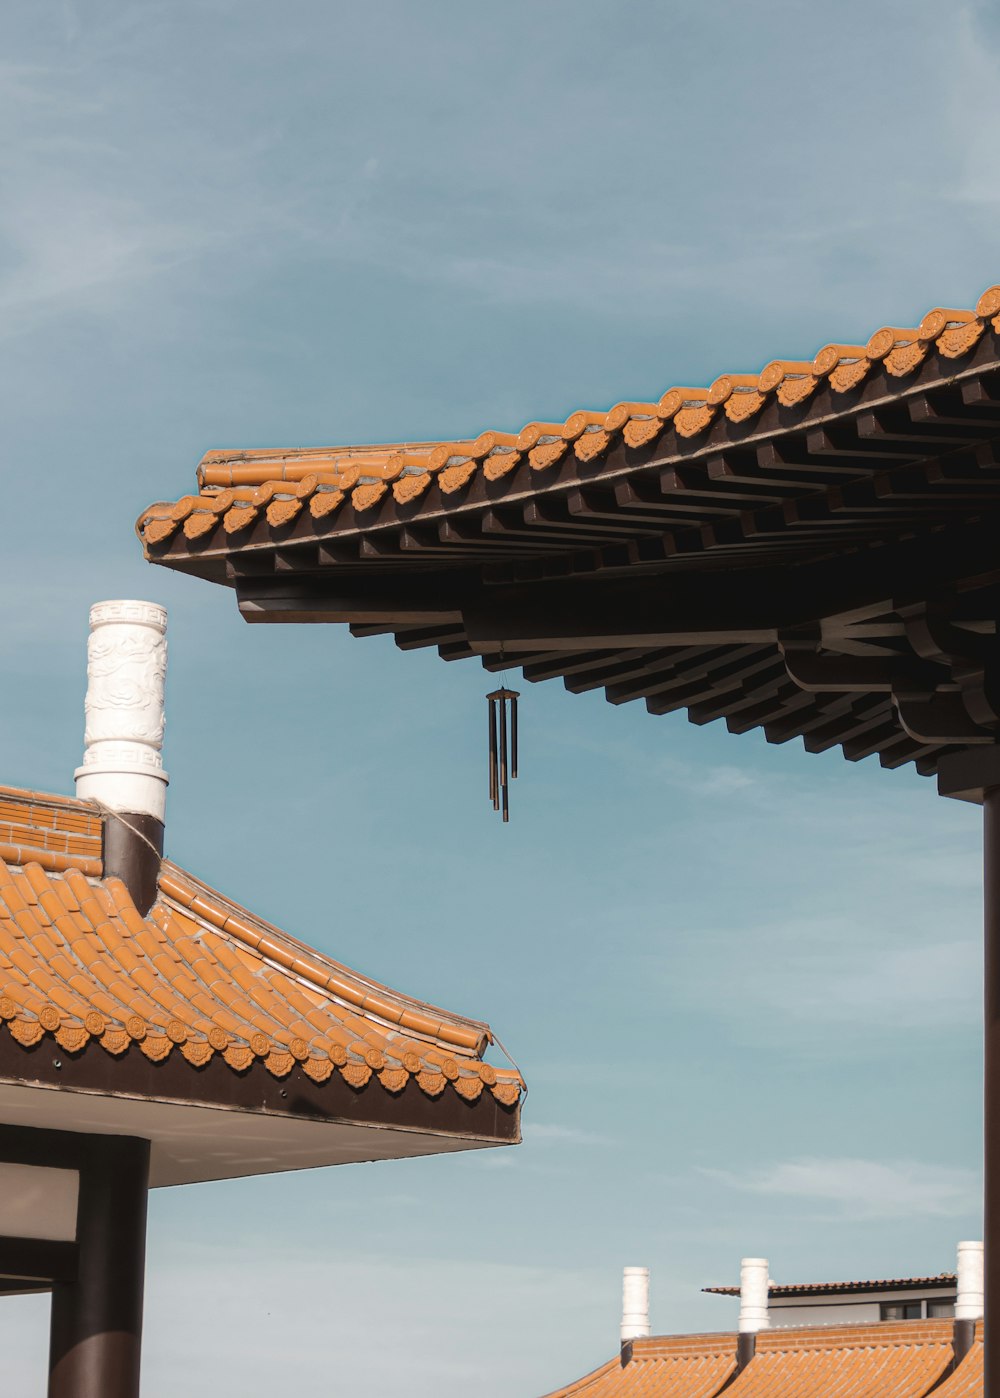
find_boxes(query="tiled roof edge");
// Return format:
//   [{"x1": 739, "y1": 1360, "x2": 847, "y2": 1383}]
[
  {"x1": 137, "y1": 284, "x2": 1000, "y2": 550},
  {"x1": 0, "y1": 859, "x2": 523, "y2": 1108}
]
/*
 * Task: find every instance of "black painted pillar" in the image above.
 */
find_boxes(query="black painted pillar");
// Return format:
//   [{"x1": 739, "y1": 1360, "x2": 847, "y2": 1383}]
[
  {"x1": 986, "y1": 788, "x2": 1000, "y2": 1398},
  {"x1": 48, "y1": 1135, "x2": 150, "y2": 1398}
]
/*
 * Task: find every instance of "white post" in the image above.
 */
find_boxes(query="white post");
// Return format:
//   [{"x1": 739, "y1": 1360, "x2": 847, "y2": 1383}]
[
  {"x1": 74, "y1": 601, "x2": 168, "y2": 820},
  {"x1": 739, "y1": 1257, "x2": 770, "y2": 1333},
  {"x1": 956, "y1": 1240, "x2": 984, "y2": 1321},
  {"x1": 620, "y1": 1266, "x2": 650, "y2": 1343}
]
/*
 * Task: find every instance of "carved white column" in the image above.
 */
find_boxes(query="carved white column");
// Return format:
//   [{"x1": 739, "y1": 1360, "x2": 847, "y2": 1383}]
[{"x1": 75, "y1": 601, "x2": 168, "y2": 821}]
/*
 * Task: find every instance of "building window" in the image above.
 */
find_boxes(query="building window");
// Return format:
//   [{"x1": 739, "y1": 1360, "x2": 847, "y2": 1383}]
[
  {"x1": 881, "y1": 1302, "x2": 922, "y2": 1321},
  {"x1": 879, "y1": 1299, "x2": 956, "y2": 1321}
]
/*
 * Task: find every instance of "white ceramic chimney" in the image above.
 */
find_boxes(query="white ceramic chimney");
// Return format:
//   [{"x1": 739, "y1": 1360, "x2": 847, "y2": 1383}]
[
  {"x1": 735, "y1": 1256, "x2": 769, "y2": 1372},
  {"x1": 956, "y1": 1240, "x2": 984, "y2": 1321},
  {"x1": 739, "y1": 1257, "x2": 770, "y2": 1333},
  {"x1": 74, "y1": 601, "x2": 168, "y2": 913},
  {"x1": 620, "y1": 1266, "x2": 650, "y2": 1345}
]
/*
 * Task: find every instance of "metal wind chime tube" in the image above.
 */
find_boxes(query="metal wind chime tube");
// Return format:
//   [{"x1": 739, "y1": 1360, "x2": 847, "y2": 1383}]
[{"x1": 486, "y1": 687, "x2": 519, "y2": 822}]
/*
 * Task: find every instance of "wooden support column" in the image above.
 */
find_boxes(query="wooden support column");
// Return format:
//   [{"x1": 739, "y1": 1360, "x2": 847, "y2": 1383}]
[
  {"x1": 48, "y1": 1136, "x2": 150, "y2": 1398},
  {"x1": 938, "y1": 749, "x2": 1000, "y2": 1392},
  {"x1": 987, "y1": 788, "x2": 1000, "y2": 1398}
]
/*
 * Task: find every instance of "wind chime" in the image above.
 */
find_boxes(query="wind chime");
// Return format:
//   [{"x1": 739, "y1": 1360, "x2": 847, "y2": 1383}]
[{"x1": 487, "y1": 686, "x2": 519, "y2": 822}]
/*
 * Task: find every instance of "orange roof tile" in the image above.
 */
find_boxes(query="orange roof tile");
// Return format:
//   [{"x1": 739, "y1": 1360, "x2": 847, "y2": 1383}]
[
  {"x1": 0, "y1": 785, "x2": 101, "y2": 876},
  {"x1": 137, "y1": 286, "x2": 1000, "y2": 552},
  {"x1": 542, "y1": 1334, "x2": 736, "y2": 1398},
  {"x1": 932, "y1": 1325, "x2": 983, "y2": 1397},
  {"x1": 542, "y1": 1322, "x2": 971, "y2": 1398},
  {"x1": 0, "y1": 788, "x2": 522, "y2": 1107},
  {"x1": 721, "y1": 1321, "x2": 954, "y2": 1398}
]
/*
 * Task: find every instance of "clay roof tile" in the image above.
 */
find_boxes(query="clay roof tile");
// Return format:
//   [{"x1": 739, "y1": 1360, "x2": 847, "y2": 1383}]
[
  {"x1": 137, "y1": 281, "x2": 1000, "y2": 559},
  {"x1": 0, "y1": 787, "x2": 520, "y2": 1109}
]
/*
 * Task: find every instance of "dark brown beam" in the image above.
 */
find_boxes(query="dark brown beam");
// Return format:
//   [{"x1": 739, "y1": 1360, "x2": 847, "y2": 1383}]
[
  {"x1": 523, "y1": 649, "x2": 638, "y2": 684},
  {"x1": 962, "y1": 377, "x2": 1000, "y2": 414},
  {"x1": 876, "y1": 737, "x2": 940, "y2": 769},
  {"x1": 685, "y1": 663, "x2": 788, "y2": 724},
  {"x1": 395, "y1": 625, "x2": 468, "y2": 651},
  {"x1": 781, "y1": 651, "x2": 943, "y2": 694},
  {"x1": 732, "y1": 688, "x2": 819, "y2": 737},
  {"x1": 799, "y1": 698, "x2": 890, "y2": 754},
  {"x1": 894, "y1": 694, "x2": 996, "y2": 745},
  {"x1": 237, "y1": 577, "x2": 467, "y2": 626},
  {"x1": 710, "y1": 445, "x2": 840, "y2": 489},
  {"x1": 639, "y1": 652, "x2": 782, "y2": 717},
  {"x1": 805, "y1": 424, "x2": 917, "y2": 461},
  {"x1": 462, "y1": 517, "x2": 1000, "y2": 651},
  {"x1": 909, "y1": 388, "x2": 1000, "y2": 432},
  {"x1": 612, "y1": 475, "x2": 752, "y2": 519},
  {"x1": 856, "y1": 407, "x2": 974, "y2": 449},
  {"x1": 0, "y1": 1236, "x2": 77, "y2": 1284},
  {"x1": 566, "y1": 648, "x2": 698, "y2": 696}
]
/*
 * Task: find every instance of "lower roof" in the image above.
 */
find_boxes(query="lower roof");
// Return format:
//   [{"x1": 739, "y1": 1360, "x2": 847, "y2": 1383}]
[
  {"x1": 543, "y1": 1320, "x2": 978, "y2": 1398},
  {"x1": 0, "y1": 787, "x2": 522, "y2": 1182}
]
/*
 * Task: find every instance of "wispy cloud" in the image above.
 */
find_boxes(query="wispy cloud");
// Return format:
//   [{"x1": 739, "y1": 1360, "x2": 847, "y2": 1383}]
[
  {"x1": 704, "y1": 1157, "x2": 980, "y2": 1222},
  {"x1": 0, "y1": 1244, "x2": 610, "y2": 1398},
  {"x1": 527, "y1": 1123, "x2": 611, "y2": 1147}
]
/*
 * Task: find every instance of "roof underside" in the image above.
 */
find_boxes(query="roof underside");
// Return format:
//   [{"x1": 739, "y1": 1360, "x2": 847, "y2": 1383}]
[
  {"x1": 139, "y1": 284, "x2": 1000, "y2": 776},
  {"x1": 0, "y1": 788, "x2": 521, "y2": 1180}
]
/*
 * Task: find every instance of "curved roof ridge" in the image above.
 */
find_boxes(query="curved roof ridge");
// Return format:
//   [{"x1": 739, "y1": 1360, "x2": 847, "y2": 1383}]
[{"x1": 158, "y1": 860, "x2": 491, "y2": 1053}]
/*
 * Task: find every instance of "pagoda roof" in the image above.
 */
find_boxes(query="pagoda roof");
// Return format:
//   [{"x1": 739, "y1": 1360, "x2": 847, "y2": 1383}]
[
  {"x1": 542, "y1": 1320, "x2": 978, "y2": 1398},
  {"x1": 136, "y1": 281, "x2": 1000, "y2": 778},
  {"x1": 0, "y1": 786, "x2": 521, "y2": 1184}
]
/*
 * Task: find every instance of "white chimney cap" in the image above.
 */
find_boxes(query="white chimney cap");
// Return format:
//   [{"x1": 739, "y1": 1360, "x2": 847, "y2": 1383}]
[
  {"x1": 739, "y1": 1257, "x2": 770, "y2": 1334},
  {"x1": 75, "y1": 601, "x2": 169, "y2": 822},
  {"x1": 956, "y1": 1240, "x2": 984, "y2": 1321},
  {"x1": 621, "y1": 1266, "x2": 650, "y2": 1343}
]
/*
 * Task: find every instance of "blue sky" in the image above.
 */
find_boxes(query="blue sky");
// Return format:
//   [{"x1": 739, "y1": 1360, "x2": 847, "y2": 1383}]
[{"x1": 0, "y1": 1, "x2": 994, "y2": 1392}]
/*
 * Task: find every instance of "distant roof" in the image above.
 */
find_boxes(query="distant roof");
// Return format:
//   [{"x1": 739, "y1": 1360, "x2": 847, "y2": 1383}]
[
  {"x1": 542, "y1": 1320, "x2": 977, "y2": 1398},
  {"x1": 0, "y1": 786, "x2": 522, "y2": 1183},
  {"x1": 542, "y1": 1331, "x2": 736, "y2": 1398},
  {"x1": 704, "y1": 1274, "x2": 957, "y2": 1299}
]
